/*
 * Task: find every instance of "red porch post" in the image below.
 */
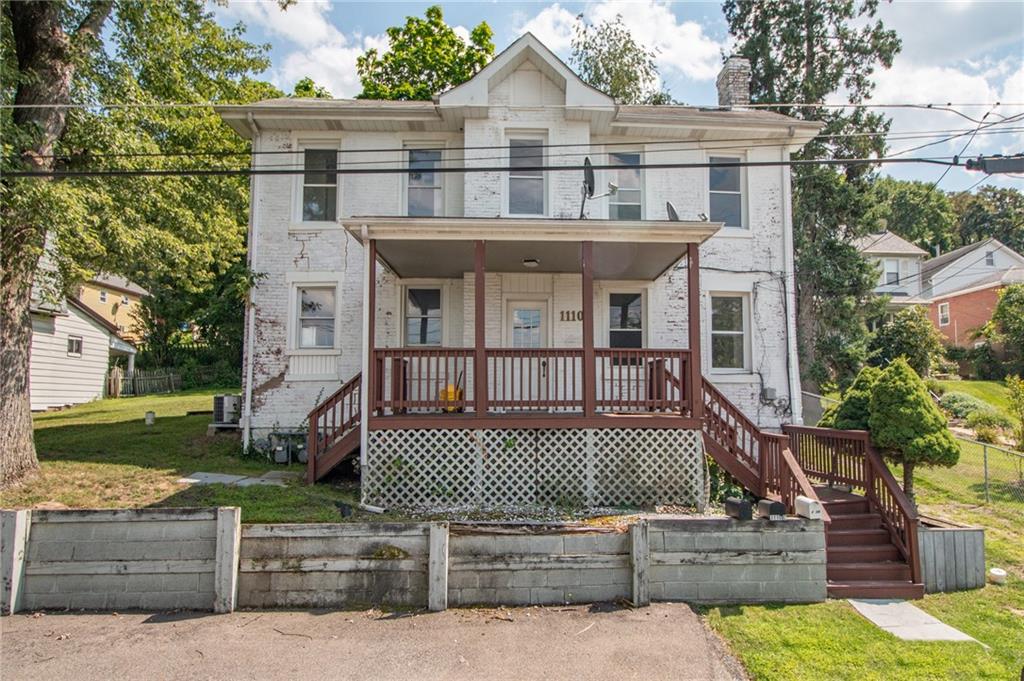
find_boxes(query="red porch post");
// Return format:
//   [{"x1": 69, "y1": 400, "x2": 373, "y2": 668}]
[
  {"x1": 474, "y1": 240, "x2": 488, "y2": 416},
  {"x1": 687, "y1": 243, "x2": 703, "y2": 420},
  {"x1": 582, "y1": 241, "x2": 596, "y2": 417},
  {"x1": 367, "y1": 238, "x2": 378, "y2": 415}
]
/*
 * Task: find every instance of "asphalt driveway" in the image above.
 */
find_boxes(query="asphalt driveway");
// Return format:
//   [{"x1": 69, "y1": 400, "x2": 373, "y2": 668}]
[{"x1": 2, "y1": 602, "x2": 745, "y2": 680}]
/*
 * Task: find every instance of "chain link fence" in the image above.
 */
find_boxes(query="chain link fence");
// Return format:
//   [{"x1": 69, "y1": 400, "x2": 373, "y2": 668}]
[{"x1": 800, "y1": 391, "x2": 1024, "y2": 506}]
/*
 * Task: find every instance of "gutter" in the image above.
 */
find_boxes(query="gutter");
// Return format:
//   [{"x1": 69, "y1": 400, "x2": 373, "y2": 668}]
[
  {"x1": 781, "y1": 150, "x2": 803, "y2": 424},
  {"x1": 241, "y1": 112, "x2": 260, "y2": 448}
]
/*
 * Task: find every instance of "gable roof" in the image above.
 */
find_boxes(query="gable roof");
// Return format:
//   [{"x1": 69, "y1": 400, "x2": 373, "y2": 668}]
[
  {"x1": 921, "y1": 238, "x2": 997, "y2": 281},
  {"x1": 67, "y1": 297, "x2": 135, "y2": 348},
  {"x1": 932, "y1": 266, "x2": 1024, "y2": 300},
  {"x1": 853, "y1": 231, "x2": 928, "y2": 256},
  {"x1": 89, "y1": 273, "x2": 149, "y2": 297}
]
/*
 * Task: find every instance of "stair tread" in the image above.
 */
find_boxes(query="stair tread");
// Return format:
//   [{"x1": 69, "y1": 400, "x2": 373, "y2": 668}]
[{"x1": 828, "y1": 528, "x2": 889, "y2": 535}]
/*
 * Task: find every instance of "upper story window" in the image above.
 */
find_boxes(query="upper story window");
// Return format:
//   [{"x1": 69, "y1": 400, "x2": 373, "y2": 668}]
[
  {"x1": 709, "y1": 156, "x2": 745, "y2": 229},
  {"x1": 407, "y1": 146, "x2": 443, "y2": 216},
  {"x1": 297, "y1": 286, "x2": 335, "y2": 349},
  {"x1": 99, "y1": 290, "x2": 108, "y2": 303},
  {"x1": 508, "y1": 138, "x2": 544, "y2": 216},
  {"x1": 985, "y1": 250, "x2": 995, "y2": 266},
  {"x1": 405, "y1": 288, "x2": 442, "y2": 346},
  {"x1": 710, "y1": 294, "x2": 748, "y2": 371},
  {"x1": 883, "y1": 258, "x2": 900, "y2": 285},
  {"x1": 608, "y1": 293, "x2": 643, "y2": 348},
  {"x1": 67, "y1": 336, "x2": 83, "y2": 357},
  {"x1": 121, "y1": 295, "x2": 130, "y2": 305},
  {"x1": 608, "y1": 152, "x2": 642, "y2": 220},
  {"x1": 302, "y1": 149, "x2": 337, "y2": 222}
]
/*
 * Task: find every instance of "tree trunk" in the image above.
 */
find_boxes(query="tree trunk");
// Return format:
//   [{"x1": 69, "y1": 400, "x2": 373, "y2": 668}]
[
  {"x1": 902, "y1": 461, "x2": 916, "y2": 503},
  {"x1": 1, "y1": 0, "x2": 112, "y2": 488}
]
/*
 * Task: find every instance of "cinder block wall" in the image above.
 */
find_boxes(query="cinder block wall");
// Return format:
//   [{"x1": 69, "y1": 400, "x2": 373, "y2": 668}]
[
  {"x1": 448, "y1": 530, "x2": 631, "y2": 606},
  {"x1": 237, "y1": 523, "x2": 431, "y2": 608},
  {"x1": 649, "y1": 518, "x2": 827, "y2": 603},
  {"x1": 21, "y1": 509, "x2": 219, "y2": 611}
]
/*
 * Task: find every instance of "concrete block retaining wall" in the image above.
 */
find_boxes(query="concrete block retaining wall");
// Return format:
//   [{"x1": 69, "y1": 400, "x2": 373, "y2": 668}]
[
  {"x1": 4, "y1": 510, "x2": 828, "y2": 613},
  {"x1": 2, "y1": 508, "x2": 241, "y2": 614},
  {"x1": 237, "y1": 523, "x2": 431, "y2": 608}
]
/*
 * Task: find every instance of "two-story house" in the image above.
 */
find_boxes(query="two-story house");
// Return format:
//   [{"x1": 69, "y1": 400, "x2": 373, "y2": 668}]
[
  {"x1": 77, "y1": 273, "x2": 149, "y2": 343},
  {"x1": 853, "y1": 230, "x2": 930, "y2": 322},
  {"x1": 217, "y1": 34, "x2": 821, "y2": 510}
]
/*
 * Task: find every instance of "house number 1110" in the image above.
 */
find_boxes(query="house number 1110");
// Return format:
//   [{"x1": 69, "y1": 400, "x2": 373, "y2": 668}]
[{"x1": 560, "y1": 310, "x2": 583, "y2": 322}]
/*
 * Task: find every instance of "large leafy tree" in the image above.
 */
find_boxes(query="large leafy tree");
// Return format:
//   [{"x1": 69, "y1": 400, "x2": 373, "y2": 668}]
[
  {"x1": 864, "y1": 177, "x2": 956, "y2": 255},
  {"x1": 356, "y1": 6, "x2": 494, "y2": 101},
  {"x1": 1, "y1": 0, "x2": 279, "y2": 487},
  {"x1": 950, "y1": 186, "x2": 1024, "y2": 252},
  {"x1": 569, "y1": 14, "x2": 672, "y2": 104},
  {"x1": 292, "y1": 76, "x2": 331, "y2": 99},
  {"x1": 988, "y1": 283, "x2": 1024, "y2": 374},
  {"x1": 723, "y1": 0, "x2": 901, "y2": 391}
]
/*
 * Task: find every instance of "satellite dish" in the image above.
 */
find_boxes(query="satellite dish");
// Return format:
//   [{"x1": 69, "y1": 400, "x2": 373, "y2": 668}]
[
  {"x1": 666, "y1": 201, "x2": 680, "y2": 221},
  {"x1": 583, "y1": 157, "x2": 595, "y2": 198}
]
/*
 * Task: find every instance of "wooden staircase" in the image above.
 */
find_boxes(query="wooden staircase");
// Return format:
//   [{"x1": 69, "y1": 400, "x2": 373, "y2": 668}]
[
  {"x1": 819, "y1": 488, "x2": 924, "y2": 599},
  {"x1": 306, "y1": 373, "x2": 361, "y2": 483}
]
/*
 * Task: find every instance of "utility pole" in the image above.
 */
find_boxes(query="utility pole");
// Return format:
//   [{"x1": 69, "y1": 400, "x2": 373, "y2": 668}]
[{"x1": 965, "y1": 154, "x2": 1024, "y2": 174}]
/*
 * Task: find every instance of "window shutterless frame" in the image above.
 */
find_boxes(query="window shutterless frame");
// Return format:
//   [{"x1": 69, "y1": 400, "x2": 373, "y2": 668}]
[
  {"x1": 67, "y1": 336, "x2": 83, "y2": 357},
  {"x1": 296, "y1": 286, "x2": 336, "y2": 349},
  {"x1": 404, "y1": 286, "x2": 443, "y2": 346},
  {"x1": 938, "y1": 302, "x2": 950, "y2": 326},
  {"x1": 708, "y1": 155, "x2": 745, "y2": 229},
  {"x1": 883, "y1": 258, "x2": 900, "y2": 285},
  {"x1": 507, "y1": 137, "x2": 546, "y2": 216},
  {"x1": 607, "y1": 152, "x2": 642, "y2": 220},
  {"x1": 709, "y1": 294, "x2": 749, "y2": 371},
  {"x1": 404, "y1": 143, "x2": 444, "y2": 217}
]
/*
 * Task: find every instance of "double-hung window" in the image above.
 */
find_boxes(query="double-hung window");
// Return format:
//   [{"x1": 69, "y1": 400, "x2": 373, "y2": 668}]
[
  {"x1": 67, "y1": 336, "x2": 83, "y2": 357},
  {"x1": 302, "y1": 149, "x2": 337, "y2": 222},
  {"x1": 938, "y1": 302, "x2": 950, "y2": 326},
  {"x1": 405, "y1": 288, "x2": 442, "y2": 346},
  {"x1": 407, "y1": 146, "x2": 443, "y2": 216},
  {"x1": 709, "y1": 156, "x2": 744, "y2": 228},
  {"x1": 99, "y1": 290, "x2": 108, "y2": 303},
  {"x1": 710, "y1": 295, "x2": 748, "y2": 371},
  {"x1": 985, "y1": 250, "x2": 995, "y2": 266},
  {"x1": 508, "y1": 139, "x2": 544, "y2": 215},
  {"x1": 608, "y1": 293, "x2": 643, "y2": 348},
  {"x1": 297, "y1": 286, "x2": 335, "y2": 349},
  {"x1": 883, "y1": 259, "x2": 900, "y2": 286},
  {"x1": 608, "y1": 152, "x2": 641, "y2": 220}
]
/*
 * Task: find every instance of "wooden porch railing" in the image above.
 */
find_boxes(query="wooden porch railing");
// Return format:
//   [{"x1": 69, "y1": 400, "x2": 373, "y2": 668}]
[
  {"x1": 701, "y1": 377, "x2": 763, "y2": 490},
  {"x1": 784, "y1": 424, "x2": 921, "y2": 583},
  {"x1": 369, "y1": 347, "x2": 693, "y2": 416},
  {"x1": 305, "y1": 372, "x2": 361, "y2": 482}
]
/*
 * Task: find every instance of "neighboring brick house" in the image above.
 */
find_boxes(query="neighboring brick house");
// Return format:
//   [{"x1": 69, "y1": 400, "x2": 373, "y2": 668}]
[
  {"x1": 928, "y1": 266, "x2": 1024, "y2": 345},
  {"x1": 77, "y1": 273, "x2": 149, "y2": 342}
]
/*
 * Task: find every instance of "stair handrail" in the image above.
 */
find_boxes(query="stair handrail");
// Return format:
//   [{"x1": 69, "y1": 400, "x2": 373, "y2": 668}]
[
  {"x1": 701, "y1": 377, "x2": 764, "y2": 488},
  {"x1": 306, "y1": 372, "x2": 362, "y2": 473},
  {"x1": 863, "y1": 440, "x2": 922, "y2": 584}
]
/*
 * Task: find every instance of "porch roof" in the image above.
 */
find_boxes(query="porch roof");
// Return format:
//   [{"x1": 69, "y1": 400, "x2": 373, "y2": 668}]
[{"x1": 343, "y1": 216, "x2": 720, "y2": 280}]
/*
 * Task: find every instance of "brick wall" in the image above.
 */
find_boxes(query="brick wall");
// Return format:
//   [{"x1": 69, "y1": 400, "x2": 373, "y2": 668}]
[{"x1": 928, "y1": 286, "x2": 1001, "y2": 346}]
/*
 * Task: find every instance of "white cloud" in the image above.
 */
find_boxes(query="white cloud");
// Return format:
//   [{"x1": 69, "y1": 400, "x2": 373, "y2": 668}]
[
  {"x1": 517, "y1": 4, "x2": 576, "y2": 53},
  {"x1": 218, "y1": 0, "x2": 342, "y2": 49},
  {"x1": 277, "y1": 43, "x2": 365, "y2": 99}
]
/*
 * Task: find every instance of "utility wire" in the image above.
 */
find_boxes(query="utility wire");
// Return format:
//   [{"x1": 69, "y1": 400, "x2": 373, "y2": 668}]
[
  {"x1": 5, "y1": 155, "x2": 959, "y2": 179},
  {"x1": 929, "y1": 106, "x2": 996, "y2": 191}
]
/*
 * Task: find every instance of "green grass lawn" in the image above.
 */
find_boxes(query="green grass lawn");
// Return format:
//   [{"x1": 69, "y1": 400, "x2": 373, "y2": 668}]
[{"x1": 937, "y1": 379, "x2": 1015, "y2": 419}]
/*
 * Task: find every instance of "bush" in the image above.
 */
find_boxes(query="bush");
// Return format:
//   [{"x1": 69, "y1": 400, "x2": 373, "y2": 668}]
[
  {"x1": 965, "y1": 409, "x2": 1013, "y2": 430},
  {"x1": 924, "y1": 378, "x2": 945, "y2": 396},
  {"x1": 968, "y1": 343, "x2": 1005, "y2": 380},
  {"x1": 939, "y1": 391, "x2": 989, "y2": 419},
  {"x1": 867, "y1": 306, "x2": 945, "y2": 376},
  {"x1": 973, "y1": 425, "x2": 1001, "y2": 444},
  {"x1": 832, "y1": 366, "x2": 882, "y2": 430}
]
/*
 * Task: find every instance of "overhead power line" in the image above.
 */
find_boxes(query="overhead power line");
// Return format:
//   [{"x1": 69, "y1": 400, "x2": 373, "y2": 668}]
[{"x1": 5, "y1": 155, "x2": 959, "y2": 179}]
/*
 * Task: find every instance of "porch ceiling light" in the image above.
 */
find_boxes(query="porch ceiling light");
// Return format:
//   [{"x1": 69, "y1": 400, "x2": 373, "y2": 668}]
[{"x1": 522, "y1": 258, "x2": 540, "y2": 268}]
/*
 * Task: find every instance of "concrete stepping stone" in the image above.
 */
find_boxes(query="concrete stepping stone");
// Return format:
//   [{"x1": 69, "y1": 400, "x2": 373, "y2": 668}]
[
  {"x1": 849, "y1": 598, "x2": 978, "y2": 642},
  {"x1": 176, "y1": 472, "x2": 247, "y2": 486}
]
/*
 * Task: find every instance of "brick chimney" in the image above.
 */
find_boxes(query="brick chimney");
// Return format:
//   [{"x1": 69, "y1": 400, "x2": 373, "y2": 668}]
[{"x1": 716, "y1": 56, "x2": 751, "y2": 108}]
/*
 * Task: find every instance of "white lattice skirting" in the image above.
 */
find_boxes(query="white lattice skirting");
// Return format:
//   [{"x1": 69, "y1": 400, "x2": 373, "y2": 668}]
[{"x1": 363, "y1": 428, "x2": 705, "y2": 510}]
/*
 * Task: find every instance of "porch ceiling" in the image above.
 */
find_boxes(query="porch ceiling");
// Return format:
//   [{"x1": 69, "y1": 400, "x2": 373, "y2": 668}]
[{"x1": 344, "y1": 216, "x2": 718, "y2": 279}]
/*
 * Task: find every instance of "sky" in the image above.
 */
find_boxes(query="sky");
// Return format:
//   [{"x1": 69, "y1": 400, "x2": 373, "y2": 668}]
[{"x1": 213, "y1": 0, "x2": 1024, "y2": 192}]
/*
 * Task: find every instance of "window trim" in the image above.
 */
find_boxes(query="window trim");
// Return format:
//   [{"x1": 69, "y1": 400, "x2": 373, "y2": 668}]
[
  {"x1": 883, "y1": 258, "x2": 901, "y2": 286},
  {"x1": 708, "y1": 293, "x2": 751, "y2": 373},
  {"x1": 284, "y1": 274, "x2": 343, "y2": 354},
  {"x1": 295, "y1": 285, "x2": 338, "y2": 350},
  {"x1": 605, "y1": 289, "x2": 646, "y2": 348},
  {"x1": 402, "y1": 141, "x2": 445, "y2": 217},
  {"x1": 985, "y1": 250, "x2": 995, "y2": 266},
  {"x1": 938, "y1": 302, "x2": 950, "y2": 326},
  {"x1": 98, "y1": 290, "x2": 108, "y2": 303},
  {"x1": 707, "y1": 154, "x2": 747, "y2": 230},
  {"x1": 606, "y1": 150, "x2": 643, "y2": 220},
  {"x1": 402, "y1": 284, "x2": 445, "y2": 347},
  {"x1": 67, "y1": 335, "x2": 83, "y2": 357},
  {"x1": 291, "y1": 138, "x2": 343, "y2": 227},
  {"x1": 505, "y1": 133, "x2": 548, "y2": 218},
  {"x1": 121, "y1": 294, "x2": 130, "y2": 305}
]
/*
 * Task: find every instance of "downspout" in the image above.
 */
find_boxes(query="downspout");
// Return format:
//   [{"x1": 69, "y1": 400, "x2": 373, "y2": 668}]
[
  {"x1": 781, "y1": 148, "x2": 803, "y2": 424},
  {"x1": 241, "y1": 112, "x2": 261, "y2": 448}
]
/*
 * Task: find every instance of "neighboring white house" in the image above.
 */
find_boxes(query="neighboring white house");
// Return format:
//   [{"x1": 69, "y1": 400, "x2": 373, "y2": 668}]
[
  {"x1": 920, "y1": 237, "x2": 1024, "y2": 298},
  {"x1": 852, "y1": 230, "x2": 930, "y2": 312},
  {"x1": 30, "y1": 297, "x2": 136, "y2": 411},
  {"x1": 217, "y1": 34, "x2": 821, "y2": 502}
]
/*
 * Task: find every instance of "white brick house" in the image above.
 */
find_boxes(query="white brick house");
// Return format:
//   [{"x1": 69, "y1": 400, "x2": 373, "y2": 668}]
[{"x1": 217, "y1": 34, "x2": 821, "y2": 507}]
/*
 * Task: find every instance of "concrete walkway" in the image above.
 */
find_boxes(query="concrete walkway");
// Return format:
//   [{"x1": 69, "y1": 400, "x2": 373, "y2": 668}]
[
  {"x1": 849, "y1": 599, "x2": 978, "y2": 642},
  {"x1": 2, "y1": 603, "x2": 745, "y2": 681},
  {"x1": 176, "y1": 470, "x2": 301, "y2": 488}
]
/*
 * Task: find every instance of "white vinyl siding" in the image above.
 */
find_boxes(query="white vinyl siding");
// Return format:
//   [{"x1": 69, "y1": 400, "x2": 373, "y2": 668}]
[{"x1": 29, "y1": 308, "x2": 111, "y2": 411}]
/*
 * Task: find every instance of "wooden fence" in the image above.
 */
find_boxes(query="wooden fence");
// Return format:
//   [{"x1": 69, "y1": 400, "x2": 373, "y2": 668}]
[{"x1": 107, "y1": 368, "x2": 182, "y2": 397}]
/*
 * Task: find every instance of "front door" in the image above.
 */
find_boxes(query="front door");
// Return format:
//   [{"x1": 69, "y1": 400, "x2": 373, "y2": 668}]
[{"x1": 505, "y1": 301, "x2": 549, "y2": 407}]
